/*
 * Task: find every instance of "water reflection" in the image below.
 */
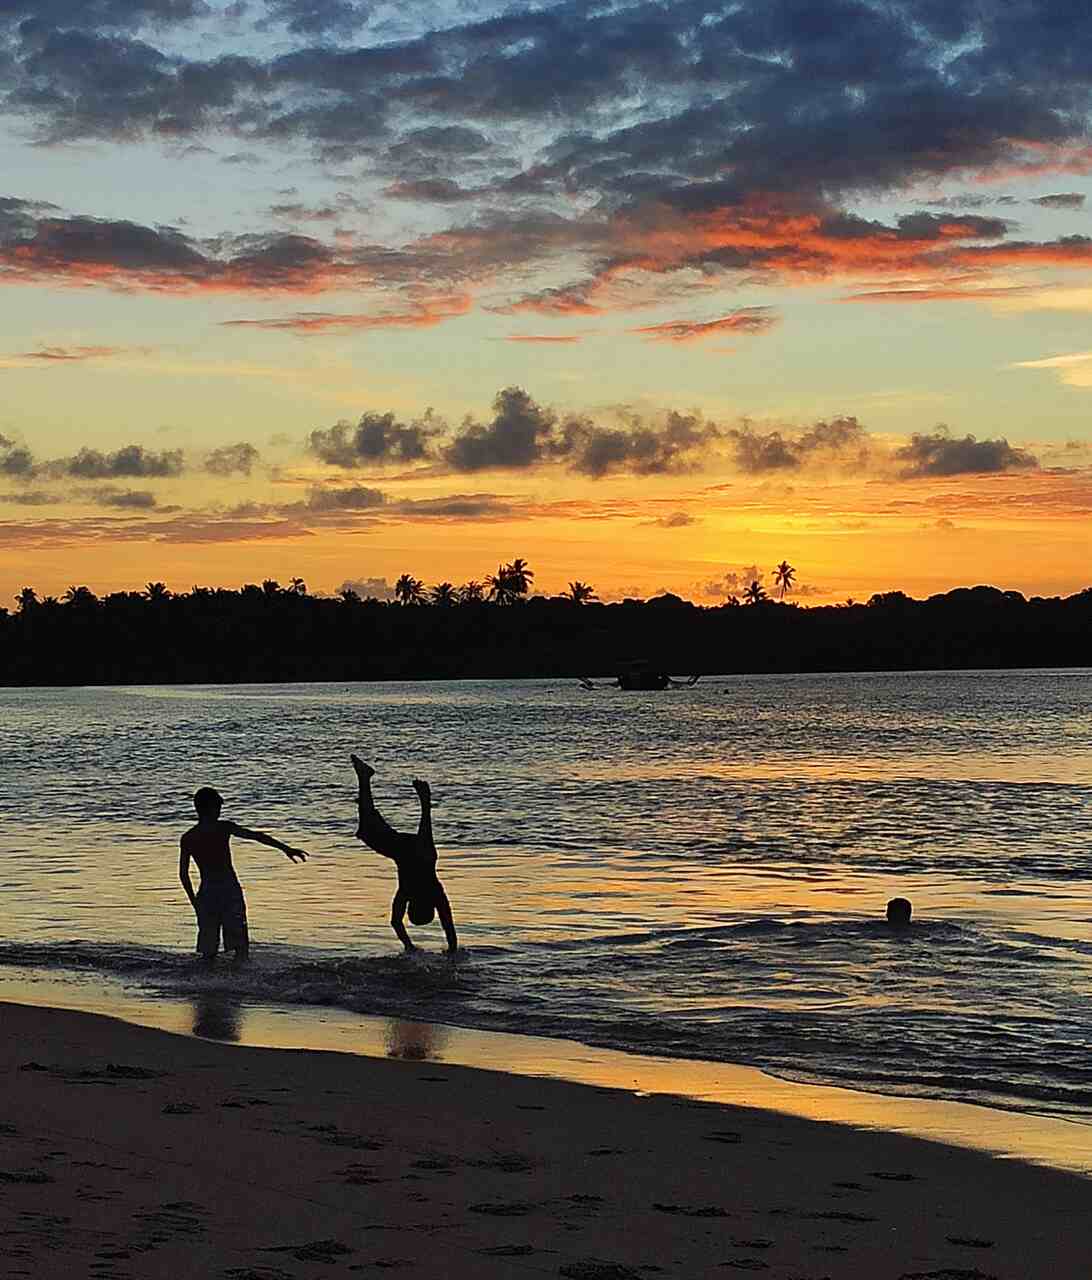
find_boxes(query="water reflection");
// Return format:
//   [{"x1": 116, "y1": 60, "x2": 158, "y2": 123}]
[
  {"x1": 191, "y1": 993, "x2": 244, "y2": 1042},
  {"x1": 385, "y1": 1018, "x2": 449, "y2": 1061}
]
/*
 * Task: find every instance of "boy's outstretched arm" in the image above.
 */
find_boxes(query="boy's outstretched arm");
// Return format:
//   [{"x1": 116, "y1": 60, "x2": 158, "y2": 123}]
[
  {"x1": 390, "y1": 889, "x2": 415, "y2": 951},
  {"x1": 179, "y1": 846, "x2": 198, "y2": 913},
  {"x1": 436, "y1": 887, "x2": 458, "y2": 954},
  {"x1": 228, "y1": 823, "x2": 309, "y2": 863}
]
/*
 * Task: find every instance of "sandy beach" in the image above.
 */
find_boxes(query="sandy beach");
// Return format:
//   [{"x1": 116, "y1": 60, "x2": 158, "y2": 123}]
[{"x1": 1, "y1": 1000, "x2": 1089, "y2": 1280}]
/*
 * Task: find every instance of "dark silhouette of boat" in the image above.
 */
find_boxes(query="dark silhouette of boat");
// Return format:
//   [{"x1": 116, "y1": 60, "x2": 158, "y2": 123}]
[{"x1": 579, "y1": 661, "x2": 700, "y2": 691}]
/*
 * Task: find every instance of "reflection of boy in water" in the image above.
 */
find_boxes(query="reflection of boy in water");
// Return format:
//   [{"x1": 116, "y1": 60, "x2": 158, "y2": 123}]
[
  {"x1": 179, "y1": 786, "x2": 308, "y2": 963},
  {"x1": 351, "y1": 755, "x2": 458, "y2": 954}
]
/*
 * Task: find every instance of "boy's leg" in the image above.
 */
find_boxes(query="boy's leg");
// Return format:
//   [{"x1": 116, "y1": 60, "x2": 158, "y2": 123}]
[
  {"x1": 412, "y1": 778, "x2": 434, "y2": 845},
  {"x1": 195, "y1": 888, "x2": 219, "y2": 963},
  {"x1": 351, "y1": 755, "x2": 411, "y2": 854},
  {"x1": 223, "y1": 889, "x2": 249, "y2": 963}
]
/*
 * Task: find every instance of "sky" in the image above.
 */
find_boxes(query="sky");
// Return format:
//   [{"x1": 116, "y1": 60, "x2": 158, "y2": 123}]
[{"x1": 1, "y1": 0, "x2": 1091, "y2": 606}]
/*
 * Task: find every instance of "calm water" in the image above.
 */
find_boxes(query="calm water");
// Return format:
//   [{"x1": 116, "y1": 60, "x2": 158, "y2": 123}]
[{"x1": 2, "y1": 672, "x2": 1091, "y2": 1121}]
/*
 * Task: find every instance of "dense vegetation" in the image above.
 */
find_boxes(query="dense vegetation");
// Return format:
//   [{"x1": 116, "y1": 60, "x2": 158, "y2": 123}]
[{"x1": 2, "y1": 573, "x2": 1090, "y2": 686}]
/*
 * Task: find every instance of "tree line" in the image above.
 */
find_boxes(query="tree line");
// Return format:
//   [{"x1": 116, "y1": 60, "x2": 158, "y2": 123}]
[{"x1": 2, "y1": 561, "x2": 1089, "y2": 686}]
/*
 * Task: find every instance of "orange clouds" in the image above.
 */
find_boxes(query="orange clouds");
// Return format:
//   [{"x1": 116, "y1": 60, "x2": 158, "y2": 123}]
[
  {"x1": 221, "y1": 294, "x2": 473, "y2": 334},
  {"x1": 633, "y1": 307, "x2": 778, "y2": 343}
]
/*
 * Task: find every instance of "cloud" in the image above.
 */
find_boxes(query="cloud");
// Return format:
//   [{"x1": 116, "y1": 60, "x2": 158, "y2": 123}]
[
  {"x1": 305, "y1": 484, "x2": 386, "y2": 511},
  {"x1": 504, "y1": 335, "x2": 583, "y2": 344},
  {"x1": 1031, "y1": 193, "x2": 1086, "y2": 210},
  {"x1": 554, "y1": 409, "x2": 720, "y2": 477},
  {"x1": 0, "y1": 489, "x2": 61, "y2": 505},
  {"x1": 895, "y1": 428, "x2": 1039, "y2": 477},
  {"x1": 222, "y1": 294, "x2": 472, "y2": 334},
  {"x1": 729, "y1": 416, "x2": 873, "y2": 474},
  {"x1": 91, "y1": 487, "x2": 158, "y2": 508},
  {"x1": 444, "y1": 385, "x2": 557, "y2": 472},
  {"x1": 698, "y1": 566, "x2": 764, "y2": 599},
  {"x1": 632, "y1": 307, "x2": 779, "y2": 344},
  {"x1": 258, "y1": 0, "x2": 369, "y2": 38},
  {"x1": 1013, "y1": 349, "x2": 1092, "y2": 387},
  {"x1": 0, "y1": 433, "x2": 34, "y2": 476},
  {"x1": 338, "y1": 576, "x2": 395, "y2": 601},
  {"x1": 309, "y1": 410, "x2": 441, "y2": 467},
  {"x1": 643, "y1": 511, "x2": 698, "y2": 528},
  {"x1": 12, "y1": 344, "x2": 129, "y2": 361},
  {"x1": 57, "y1": 444, "x2": 184, "y2": 479},
  {"x1": 204, "y1": 442, "x2": 260, "y2": 476}
]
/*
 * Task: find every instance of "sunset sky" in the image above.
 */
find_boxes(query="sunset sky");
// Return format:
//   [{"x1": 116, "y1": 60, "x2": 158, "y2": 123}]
[{"x1": 2, "y1": 0, "x2": 1091, "y2": 606}]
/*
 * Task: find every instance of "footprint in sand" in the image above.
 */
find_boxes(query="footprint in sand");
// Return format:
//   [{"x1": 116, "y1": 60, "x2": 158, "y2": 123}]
[
  {"x1": 703, "y1": 1130, "x2": 743, "y2": 1144},
  {"x1": 872, "y1": 1171, "x2": 917, "y2": 1182},
  {"x1": 559, "y1": 1262, "x2": 644, "y2": 1280},
  {"x1": 478, "y1": 1244, "x2": 538, "y2": 1257},
  {"x1": 946, "y1": 1237, "x2": 995, "y2": 1249},
  {"x1": 898, "y1": 1270, "x2": 998, "y2": 1280},
  {"x1": 720, "y1": 1261, "x2": 769, "y2": 1272},
  {"x1": 263, "y1": 1239, "x2": 354, "y2": 1263},
  {"x1": 0, "y1": 1170, "x2": 54, "y2": 1184},
  {"x1": 162, "y1": 1102, "x2": 200, "y2": 1116}
]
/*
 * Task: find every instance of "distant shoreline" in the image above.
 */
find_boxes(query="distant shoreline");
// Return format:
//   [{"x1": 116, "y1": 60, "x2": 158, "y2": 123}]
[{"x1": 3, "y1": 583, "x2": 1091, "y2": 686}]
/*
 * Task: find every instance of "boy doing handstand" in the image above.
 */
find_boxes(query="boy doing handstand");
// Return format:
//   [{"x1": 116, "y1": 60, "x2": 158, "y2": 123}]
[
  {"x1": 180, "y1": 786, "x2": 308, "y2": 963},
  {"x1": 350, "y1": 755, "x2": 458, "y2": 954}
]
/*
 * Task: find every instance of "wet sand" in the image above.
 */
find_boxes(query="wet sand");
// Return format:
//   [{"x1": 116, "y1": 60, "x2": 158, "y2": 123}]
[{"x1": 1, "y1": 999, "x2": 1089, "y2": 1279}]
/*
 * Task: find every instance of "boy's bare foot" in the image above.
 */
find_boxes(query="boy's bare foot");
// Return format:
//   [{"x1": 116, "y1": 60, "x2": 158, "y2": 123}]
[{"x1": 351, "y1": 754, "x2": 375, "y2": 781}]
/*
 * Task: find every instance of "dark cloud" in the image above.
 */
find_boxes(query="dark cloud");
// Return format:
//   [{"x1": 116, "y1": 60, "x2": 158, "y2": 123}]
[
  {"x1": 729, "y1": 417, "x2": 873, "y2": 474},
  {"x1": 0, "y1": 433, "x2": 34, "y2": 476},
  {"x1": 0, "y1": 1, "x2": 207, "y2": 28},
  {"x1": 394, "y1": 494, "x2": 514, "y2": 520},
  {"x1": 309, "y1": 411, "x2": 441, "y2": 467},
  {"x1": 92, "y1": 487, "x2": 158, "y2": 508},
  {"x1": 895, "y1": 429, "x2": 1040, "y2": 477},
  {"x1": 259, "y1": 0, "x2": 370, "y2": 38},
  {"x1": 60, "y1": 444, "x2": 184, "y2": 479},
  {"x1": 555, "y1": 409, "x2": 720, "y2": 477},
  {"x1": 204, "y1": 442, "x2": 260, "y2": 476},
  {"x1": 1031, "y1": 193, "x2": 1086, "y2": 210},
  {"x1": 305, "y1": 484, "x2": 386, "y2": 511},
  {"x1": 444, "y1": 386, "x2": 556, "y2": 472},
  {"x1": 338, "y1": 575, "x2": 395, "y2": 600}
]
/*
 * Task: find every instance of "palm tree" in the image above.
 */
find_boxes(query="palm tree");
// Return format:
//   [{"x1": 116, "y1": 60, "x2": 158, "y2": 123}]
[
  {"x1": 15, "y1": 586, "x2": 38, "y2": 612},
  {"x1": 488, "y1": 559, "x2": 534, "y2": 605},
  {"x1": 338, "y1": 587, "x2": 362, "y2": 605},
  {"x1": 288, "y1": 577, "x2": 307, "y2": 596},
  {"x1": 430, "y1": 582, "x2": 456, "y2": 607},
  {"x1": 144, "y1": 581, "x2": 170, "y2": 601},
  {"x1": 261, "y1": 579, "x2": 282, "y2": 597},
  {"x1": 744, "y1": 579, "x2": 767, "y2": 606},
  {"x1": 564, "y1": 581, "x2": 597, "y2": 604},
  {"x1": 63, "y1": 585, "x2": 98, "y2": 607},
  {"x1": 458, "y1": 580, "x2": 485, "y2": 604},
  {"x1": 394, "y1": 573, "x2": 425, "y2": 606},
  {"x1": 773, "y1": 560, "x2": 796, "y2": 601}
]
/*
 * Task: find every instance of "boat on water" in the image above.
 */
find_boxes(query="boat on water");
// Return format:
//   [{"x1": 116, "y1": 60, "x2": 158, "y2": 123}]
[{"x1": 579, "y1": 661, "x2": 700, "y2": 691}]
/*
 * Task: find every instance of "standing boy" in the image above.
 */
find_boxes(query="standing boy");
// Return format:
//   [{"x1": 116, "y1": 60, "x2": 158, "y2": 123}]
[{"x1": 180, "y1": 786, "x2": 308, "y2": 963}]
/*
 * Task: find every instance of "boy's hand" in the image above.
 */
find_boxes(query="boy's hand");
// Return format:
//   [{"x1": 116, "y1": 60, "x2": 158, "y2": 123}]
[{"x1": 283, "y1": 847, "x2": 308, "y2": 863}]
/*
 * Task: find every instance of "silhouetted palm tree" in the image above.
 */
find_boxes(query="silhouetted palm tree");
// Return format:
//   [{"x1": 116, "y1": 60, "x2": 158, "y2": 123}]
[
  {"x1": 773, "y1": 560, "x2": 796, "y2": 601},
  {"x1": 744, "y1": 579, "x2": 767, "y2": 606},
  {"x1": 458, "y1": 580, "x2": 485, "y2": 604},
  {"x1": 144, "y1": 581, "x2": 170, "y2": 601},
  {"x1": 430, "y1": 582, "x2": 456, "y2": 607},
  {"x1": 488, "y1": 559, "x2": 534, "y2": 604},
  {"x1": 394, "y1": 573, "x2": 425, "y2": 606},
  {"x1": 564, "y1": 581, "x2": 597, "y2": 604},
  {"x1": 338, "y1": 587, "x2": 361, "y2": 604},
  {"x1": 16, "y1": 586, "x2": 38, "y2": 611},
  {"x1": 288, "y1": 577, "x2": 307, "y2": 596},
  {"x1": 63, "y1": 585, "x2": 98, "y2": 607}
]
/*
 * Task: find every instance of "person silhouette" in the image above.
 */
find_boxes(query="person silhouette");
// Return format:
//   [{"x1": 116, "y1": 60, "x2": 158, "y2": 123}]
[
  {"x1": 886, "y1": 897, "x2": 912, "y2": 927},
  {"x1": 350, "y1": 755, "x2": 458, "y2": 954},
  {"x1": 179, "y1": 786, "x2": 308, "y2": 963}
]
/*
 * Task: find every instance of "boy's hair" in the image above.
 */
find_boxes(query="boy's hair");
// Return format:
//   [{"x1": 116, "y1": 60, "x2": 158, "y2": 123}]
[
  {"x1": 408, "y1": 899, "x2": 436, "y2": 926},
  {"x1": 193, "y1": 786, "x2": 224, "y2": 817}
]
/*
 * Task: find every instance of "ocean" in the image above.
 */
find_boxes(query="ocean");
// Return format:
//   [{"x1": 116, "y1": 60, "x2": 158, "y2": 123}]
[{"x1": 2, "y1": 671, "x2": 1090, "y2": 1124}]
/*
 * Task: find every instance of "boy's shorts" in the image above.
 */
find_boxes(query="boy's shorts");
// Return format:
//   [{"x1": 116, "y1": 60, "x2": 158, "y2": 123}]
[{"x1": 195, "y1": 878, "x2": 249, "y2": 956}]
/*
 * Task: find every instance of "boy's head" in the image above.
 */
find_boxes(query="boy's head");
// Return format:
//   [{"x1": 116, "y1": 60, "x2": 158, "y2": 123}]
[
  {"x1": 193, "y1": 786, "x2": 224, "y2": 818},
  {"x1": 886, "y1": 896, "x2": 912, "y2": 927},
  {"x1": 408, "y1": 898, "x2": 436, "y2": 926}
]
